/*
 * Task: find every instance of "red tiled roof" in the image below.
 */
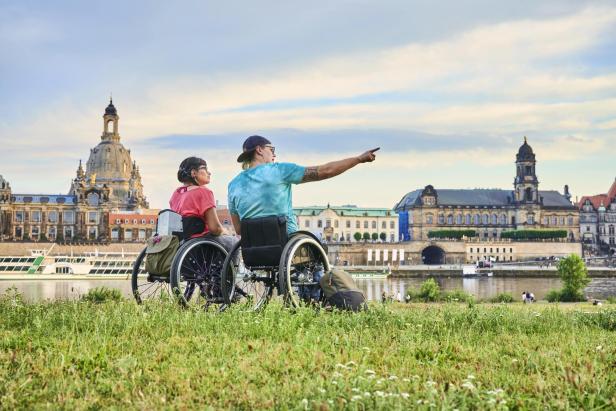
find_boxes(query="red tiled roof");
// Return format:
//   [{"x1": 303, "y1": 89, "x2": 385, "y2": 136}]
[{"x1": 578, "y1": 179, "x2": 616, "y2": 210}]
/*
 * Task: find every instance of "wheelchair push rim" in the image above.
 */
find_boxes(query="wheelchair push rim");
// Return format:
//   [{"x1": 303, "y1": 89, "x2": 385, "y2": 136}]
[
  {"x1": 131, "y1": 247, "x2": 173, "y2": 304},
  {"x1": 170, "y1": 238, "x2": 229, "y2": 309},
  {"x1": 279, "y1": 235, "x2": 330, "y2": 308}
]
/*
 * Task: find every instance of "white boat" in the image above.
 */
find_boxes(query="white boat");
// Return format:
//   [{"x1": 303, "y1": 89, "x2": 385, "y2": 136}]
[
  {"x1": 0, "y1": 248, "x2": 141, "y2": 276},
  {"x1": 462, "y1": 265, "x2": 478, "y2": 276}
]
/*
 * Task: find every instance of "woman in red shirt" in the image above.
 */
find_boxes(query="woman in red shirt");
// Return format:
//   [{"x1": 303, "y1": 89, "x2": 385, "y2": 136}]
[{"x1": 170, "y1": 157, "x2": 235, "y2": 250}]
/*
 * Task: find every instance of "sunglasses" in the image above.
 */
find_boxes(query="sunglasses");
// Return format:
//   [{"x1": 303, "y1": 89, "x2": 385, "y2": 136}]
[{"x1": 264, "y1": 145, "x2": 276, "y2": 155}]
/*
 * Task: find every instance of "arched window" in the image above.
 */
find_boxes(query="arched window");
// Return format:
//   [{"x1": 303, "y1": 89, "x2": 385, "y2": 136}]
[
  {"x1": 500, "y1": 214, "x2": 507, "y2": 225},
  {"x1": 447, "y1": 215, "x2": 453, "y2": 224},
  {"x1": 438, "y1": 215, "x2": 445, "y2": 224},
  {"x1": 364, "y1": 221, "x2": 368, "y2": 229},
  {"x1": 465, "y1": 214, "x2": 471, "y2": 225},
  {"x1": 474, "y1": 214, "x2": 480, "y2": 225},
  {"x1": 456, "y1": 214, "x2": 463, "y2": 225},
  {"x1": 492, "y1": 214, "x2": 498, "y2": 225},
  {"x1": 525, "y1": 187, "x2": 532, "y2": 201},
  {"x1": 609, "y1": 225, "x2": 615, "y2": 235},
  {"x1": 426, "y1": 215, "x2": 433, "y2": 224},
  {"x1": 372, "y1": 221, "x2": 376, "y2": 229},
  {"x1": 482, "y1": 214, "x2": 489, "y2": 225}
]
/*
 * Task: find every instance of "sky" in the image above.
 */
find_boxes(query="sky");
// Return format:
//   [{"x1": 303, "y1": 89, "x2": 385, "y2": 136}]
[{"x1": 1, "y1": 0, "x2": 615, "y2": 209}]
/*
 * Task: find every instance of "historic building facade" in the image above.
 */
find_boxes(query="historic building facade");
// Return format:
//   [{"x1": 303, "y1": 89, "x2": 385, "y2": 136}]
[
  {"x1": 0, "y1": 100, "x2": 150, "y2": 242},
  {"x1": 293, "y1": 205, "x2": 399, "y2": 243},
  {"x1": 578, "y1": 178, "x2": 616, "y2": 255},
  {"x1": 394, "y1": 138, "x2": 580, "y2": 242}
]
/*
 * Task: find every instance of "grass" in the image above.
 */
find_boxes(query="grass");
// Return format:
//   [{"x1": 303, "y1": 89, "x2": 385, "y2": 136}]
[{"x1": 1, "y1": 288, "x2": 616, "y2": 409}]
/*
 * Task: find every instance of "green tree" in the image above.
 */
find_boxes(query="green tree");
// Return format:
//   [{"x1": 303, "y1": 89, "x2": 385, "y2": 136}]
[
  {"x1": 379, "y1": 232, "x2": 387, "y2": 242},
  {"x1": 557, "y1": 254, "x2": 590, "y2": 301},
  {"x1": 371, "y1": 232, "x2": 378, "y2": 241},
  {"x1": 353, "y1": 232, "x2": 362, "y2": 242},
  {"x1": 362, "y1": 232, "x2": 370, "y2": 241}
]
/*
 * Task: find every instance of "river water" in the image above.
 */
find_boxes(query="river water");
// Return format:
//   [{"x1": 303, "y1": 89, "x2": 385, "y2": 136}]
[{"x1": 1, "y1": 277, "x2": 616, "y2": 302}]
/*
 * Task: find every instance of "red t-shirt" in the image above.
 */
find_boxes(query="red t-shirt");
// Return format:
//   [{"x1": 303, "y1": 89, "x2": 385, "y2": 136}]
[{"x1": 169, "y1": 186, "x2": 216, "y2": 238}]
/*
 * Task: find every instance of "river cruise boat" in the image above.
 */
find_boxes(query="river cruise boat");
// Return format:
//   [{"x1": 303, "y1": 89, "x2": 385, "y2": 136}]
[{"x1": 0, "y1": 248, "x2": 142, "y2": 276}]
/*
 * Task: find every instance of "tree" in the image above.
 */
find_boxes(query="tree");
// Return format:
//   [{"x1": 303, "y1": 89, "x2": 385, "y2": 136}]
[
  {"x1": 557, "y1": 254, "x2": 590, "y2": 301},
  {"x1": 362, "y1": 232, "x2": 370, "y2": 241},
  {"x1": 379, "y1": 232, "x2": 387, "y2": 242},
  {"x1": 353, "y1": 232, "x2": 362, "y2": 242},
  {"x1": 371, "y1": 232, "x2": 378, "y2": 241}
]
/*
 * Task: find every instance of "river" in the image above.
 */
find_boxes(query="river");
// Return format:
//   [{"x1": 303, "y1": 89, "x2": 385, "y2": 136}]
[{"x1": 1, "y1": 276, "x2": 616, "y2": 302}]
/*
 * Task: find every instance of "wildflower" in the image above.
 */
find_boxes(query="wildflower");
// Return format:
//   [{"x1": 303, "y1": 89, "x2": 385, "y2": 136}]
[
  {"x1": 318, "y1": 388, "x2": 326, "y2": 394},
  {"x1": 332, "y1": 371, "x2": 343, "y2": 378},
  {"x1": 403, "y1": 378, "x2": 410, "y2": 382},
  {"x1": 466, "y1": 374, "x2": 475, "y2": 380},
  {"x1": 375, "y1": 391, "x2": 385, "y2": 397},
  {"x1": 364, "y1": 392, "x2": 371, "y2": 397},
  {"x1": 425, "y1": 380, "x2": 437, "y2": 387},
  {"x1": 351, "y1": 388, "x2": 360, "y2": 393},
  {"x1": 332, "y1": 381, "x2": 338, "y2": 385},
  {"x1": 388, "y1": 375, "x2": 398, "y2": 380},
  {"x1": 401, "y1": 392, "x2": 410, "y2": 399},
  {"x1": 365, "y1": 369, "x2": 376, "y2": 375},
  {"x1": 346, "y1": 361, "x2": 357, "y2": 367},
  {"x1": 596, "y1": 345, "x2": 603, "y2": 351},
  {"x1": 335, "y1": 363, "x2": 347, "y2": 369},
  {"x1": 351, "y1": 395, "x2": 362, "y2": 402},
  {"x1": 461, "y1": 381, "x2": 475, "y2": 390}
]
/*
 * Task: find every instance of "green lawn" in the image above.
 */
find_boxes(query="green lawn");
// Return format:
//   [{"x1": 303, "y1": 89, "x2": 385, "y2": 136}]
[{"x1": 1, "y1": 290, "x2": 615, "y2": 409}]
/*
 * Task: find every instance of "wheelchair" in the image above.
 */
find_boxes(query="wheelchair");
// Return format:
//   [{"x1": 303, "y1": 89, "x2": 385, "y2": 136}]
[
  {"x1": 131, "y1": 210, "x2": 230, "y2": 309},
  {"x1": 220, "y1": 215, "x2": 330, "y2": 310}
]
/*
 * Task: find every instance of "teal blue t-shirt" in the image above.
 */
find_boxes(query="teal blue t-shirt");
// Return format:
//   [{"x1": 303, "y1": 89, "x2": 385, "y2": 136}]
[{"x1": 228, "y1": 162, "x2": 306, "y2": 234}]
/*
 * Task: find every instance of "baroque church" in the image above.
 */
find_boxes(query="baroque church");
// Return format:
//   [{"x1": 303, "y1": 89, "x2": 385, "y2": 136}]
[
  {"x1": 0, "y1": 100, "x2": 149, "y2": 242},
  {"x1": 394, "y1": 138, "x2": 580, "y2": 242}
]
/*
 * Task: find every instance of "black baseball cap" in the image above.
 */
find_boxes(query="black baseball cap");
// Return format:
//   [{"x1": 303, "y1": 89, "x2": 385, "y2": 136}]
[{"x1": 237, "y1": 135, "x2": 272, "y2": 162}]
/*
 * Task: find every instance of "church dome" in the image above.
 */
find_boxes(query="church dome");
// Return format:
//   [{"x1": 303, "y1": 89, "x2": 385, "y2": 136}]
[
  {"x1": 86, "y1": 141, "x2": 133, "y2": 181},
  {"x1": 516, "y1": 137, "x2": 535, "y2": 161}
]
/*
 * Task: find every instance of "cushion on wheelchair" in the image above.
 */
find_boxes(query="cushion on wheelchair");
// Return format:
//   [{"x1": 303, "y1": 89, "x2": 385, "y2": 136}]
[
  {"x1": 181, "y1": 216, "x2": 205, "y2": 239},
  {"x1": 240, "y1": 215, "x2": 288, "y2": 267}
]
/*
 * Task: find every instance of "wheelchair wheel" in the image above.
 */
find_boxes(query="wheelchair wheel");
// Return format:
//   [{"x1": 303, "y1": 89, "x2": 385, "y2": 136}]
[
  {"x1": 279, "y1": 234, "x2": 330, "y2": 308},
  {"x1": 169, "y1": 237, "x2": 228, "y2": 309},
  {"x1": 131, "y1": 247, "x2": 172, "y2": 304},
  {"x1": 221, "y1": 242, "x2": 273, "y2": 311}
]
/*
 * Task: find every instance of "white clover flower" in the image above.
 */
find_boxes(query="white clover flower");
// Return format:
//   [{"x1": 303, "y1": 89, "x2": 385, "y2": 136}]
[
  {"x1": 403, "y1": 378, "x2": 410, "y2": 382},
  {"x1": 332, "y1": 371, "x2": 343, "y2": 378},
  {"x1": 351, "y1": 395, "x2": 362, "y2": 402},
  {"x1": 466, "y1": 374, "x2": 475, "y2": 380},
  {"x1": 318, "y1": 388, "x2": 326, "y2": 394},
  {"x1": 388, "y1": 375, "x2": 398, "y2": 380},
  {"x1": 364, "y1": 392, "x2": 371, "y2": 397},
  {"x1": 346, "y1": 361, "x2": 357, "y2": 367},
  {"x1": 351, "y1": 388, "x2": 360, "y2": 393},
  {"x1": 401, "y1": 392, "x2": 410, "y2": 399},
  {"x1": 425, "y1": 380, "x2": 437, "y2": 387},
  {"x1": 332, "y1": 381, "x2": 338, "y2": 385},
  {"x1": 365, "y1": 369, "x2": 376, "y2": 375},
  {"x1": 461, "y1": 381, "x2": 475, "y2": 390},
  {"x1": 596, "y1": 345, "x2": 603, "y2": 351},
  {"x1": 375, "y1": 391, "x2": 385, "y2": 397}
]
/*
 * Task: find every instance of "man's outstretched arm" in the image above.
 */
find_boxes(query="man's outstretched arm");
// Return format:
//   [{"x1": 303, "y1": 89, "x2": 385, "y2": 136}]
[{"x1": 301, "y1": 148, "x2": 378, "y2": 183}]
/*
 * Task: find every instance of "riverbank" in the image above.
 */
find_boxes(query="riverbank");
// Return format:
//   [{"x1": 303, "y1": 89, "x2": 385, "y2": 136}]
[
  {"x1": 1, "y1": 293, "x2": 615, "y2": 409},
  {"x1": 345, "y1": 265, "x2": 616, "y2": 278}
]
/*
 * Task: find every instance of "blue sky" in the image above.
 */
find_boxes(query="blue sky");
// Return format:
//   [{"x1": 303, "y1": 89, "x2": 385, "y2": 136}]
[{"x1": 1, "y1": 0, "x2": 615, "y2": 209}]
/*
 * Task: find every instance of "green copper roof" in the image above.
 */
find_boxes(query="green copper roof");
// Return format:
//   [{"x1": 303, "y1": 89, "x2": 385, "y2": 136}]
[{"x1": 293, "y1": 206, "x2": 394, "y2": 217}]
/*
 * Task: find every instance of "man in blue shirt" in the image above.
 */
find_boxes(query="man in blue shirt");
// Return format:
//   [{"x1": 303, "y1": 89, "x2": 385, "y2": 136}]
[{"x1": 228, "y1": 135, "x2": 378, "y2": 234}]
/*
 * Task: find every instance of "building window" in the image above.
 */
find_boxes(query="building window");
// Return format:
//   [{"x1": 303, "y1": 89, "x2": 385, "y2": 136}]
[
  {"x1": 390, "y1": 221, "x2": 395, "y2": 229},
  {"x1": 447, "y1": 215, "x2": 453, "y2": 225},
  {"x1": 482, "y1": 215, "x2": 489, "y2": 225},
  {"x1": 133, "y1": 219, "x2": 138, "y2": 224},
  {"x1": 567, "y1": 217, "x2": 574, "y2": 226},
  {"x1": 491, "y1": 214, "x2": 497, "y2": 225},
  {"x1": 63, "y1": 211, "x2": 74, "y2": 224},
  {"x1": 390, "y1": 234, "x2": 395, "y2": 242},
  {"x1": 551, "y1": 216, "x2": 557, "y2": 225},
  {"x1": 465, "y1": 214, "x2": 471, "y2": 225},
  {"x1": 48, "y1": 226, "x2": 56, "y2": 239},
  {"x1": 426, "y1": 215, "x2": 433, "y2": 224},
  {"x1": 115, "y1": 219, "x2": 121, "y2": 224},
  {"x1": 527, "y1": 215, "x2": 535, "y2": 225},
  {"x1": 609, "y1": 225, "x2": 615, "y2": 235},
  {"x1": 372, "y1": 221, "x2": 377, "y2": 229},
  {"x1": 437, "y1": 215, "x2": 444, "y2": 224},
  {"x1": 500, "y1": 214, "x2": 507, "y2": 225},
  {"x1": 15, "y1": 226, "x2": 23, "y2": 238},
  {"x1": 150, "y1": 219, "x2": 155, "y2": 224},
  {"x1": 141, "y1": 219, "x2": 146, "y2": 224},
  {"x1": 356, "y1": 221, "x2": 360, "y2": 229},
  {"x1": 559, "y1": 217, "x2": 565, "y2": 225},
  {"x1": 305, "y1": 220, "x2": 310, "y2": 228},
  {"x1": 474, "y1": 214, "x2": 480, "y2": 225},
  {"x1": 64, "y1": 227, "x2": 73, "y2": 239},
  {"x1": 456, "y1": 215, "x2": 463, "y2": 225},
  {"x1": 346, "y1": 221, "x2": 351, "y2": 228},
  {"x1": 48, "y1": 211, "x2": 58, "y2": 223},
  {"x1": 543, "y1": 217, "x2": 549, "y2": 225},
  {"x1": 335, "y1": 220, "x2": 339, "y2": 228},
  {"x1": 317, "y1": 220, "x2": 322, "y2": 228},
  {"x1": 139, "y1": 229, "x2": 146, "y2": 240},
  {"x1": 31, "y1": 211, "x2": 41, "y2": 223},
  {"x1": 125, "y1": 219, "x2": 129, "y2": 224},
  {"x1": 111, "y1": 228, "x2": 119, "y2": 240},
  {"x1": 88, "y1": 212, "x2": 98, "y2": 224},
  {"x1": 31, "y1": 226, "x2": 40, "y2": 238},
  {"x1": 125, "y1": 230, "x2": 133, "y2": 241},
  {"x1": 15, "y1": 211, "x2": 24, "y2": 223},
  {"x1": 88, "y1": 227, "x2": 97, "y2": 240}
]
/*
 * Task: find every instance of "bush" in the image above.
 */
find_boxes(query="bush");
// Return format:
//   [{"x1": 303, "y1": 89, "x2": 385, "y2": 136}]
[
  {"x1": 490, "y1": 292, "x2": 514, "y2": 303},
  {"x1": 419, "y1": 278, "x2": 440, "y2": 302},
  {"x1": 81, "y1": 287, "x2": 124, "y2": 303},
  {"x1": 428, "y1": 230, "x2": 476, "y2": 239},
  {"x1": 441, "y1": 289, "x2": 474, "y2": 303},
  {"x1": 501, "y1": 229, "x2": 567, "y2": 240}
]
